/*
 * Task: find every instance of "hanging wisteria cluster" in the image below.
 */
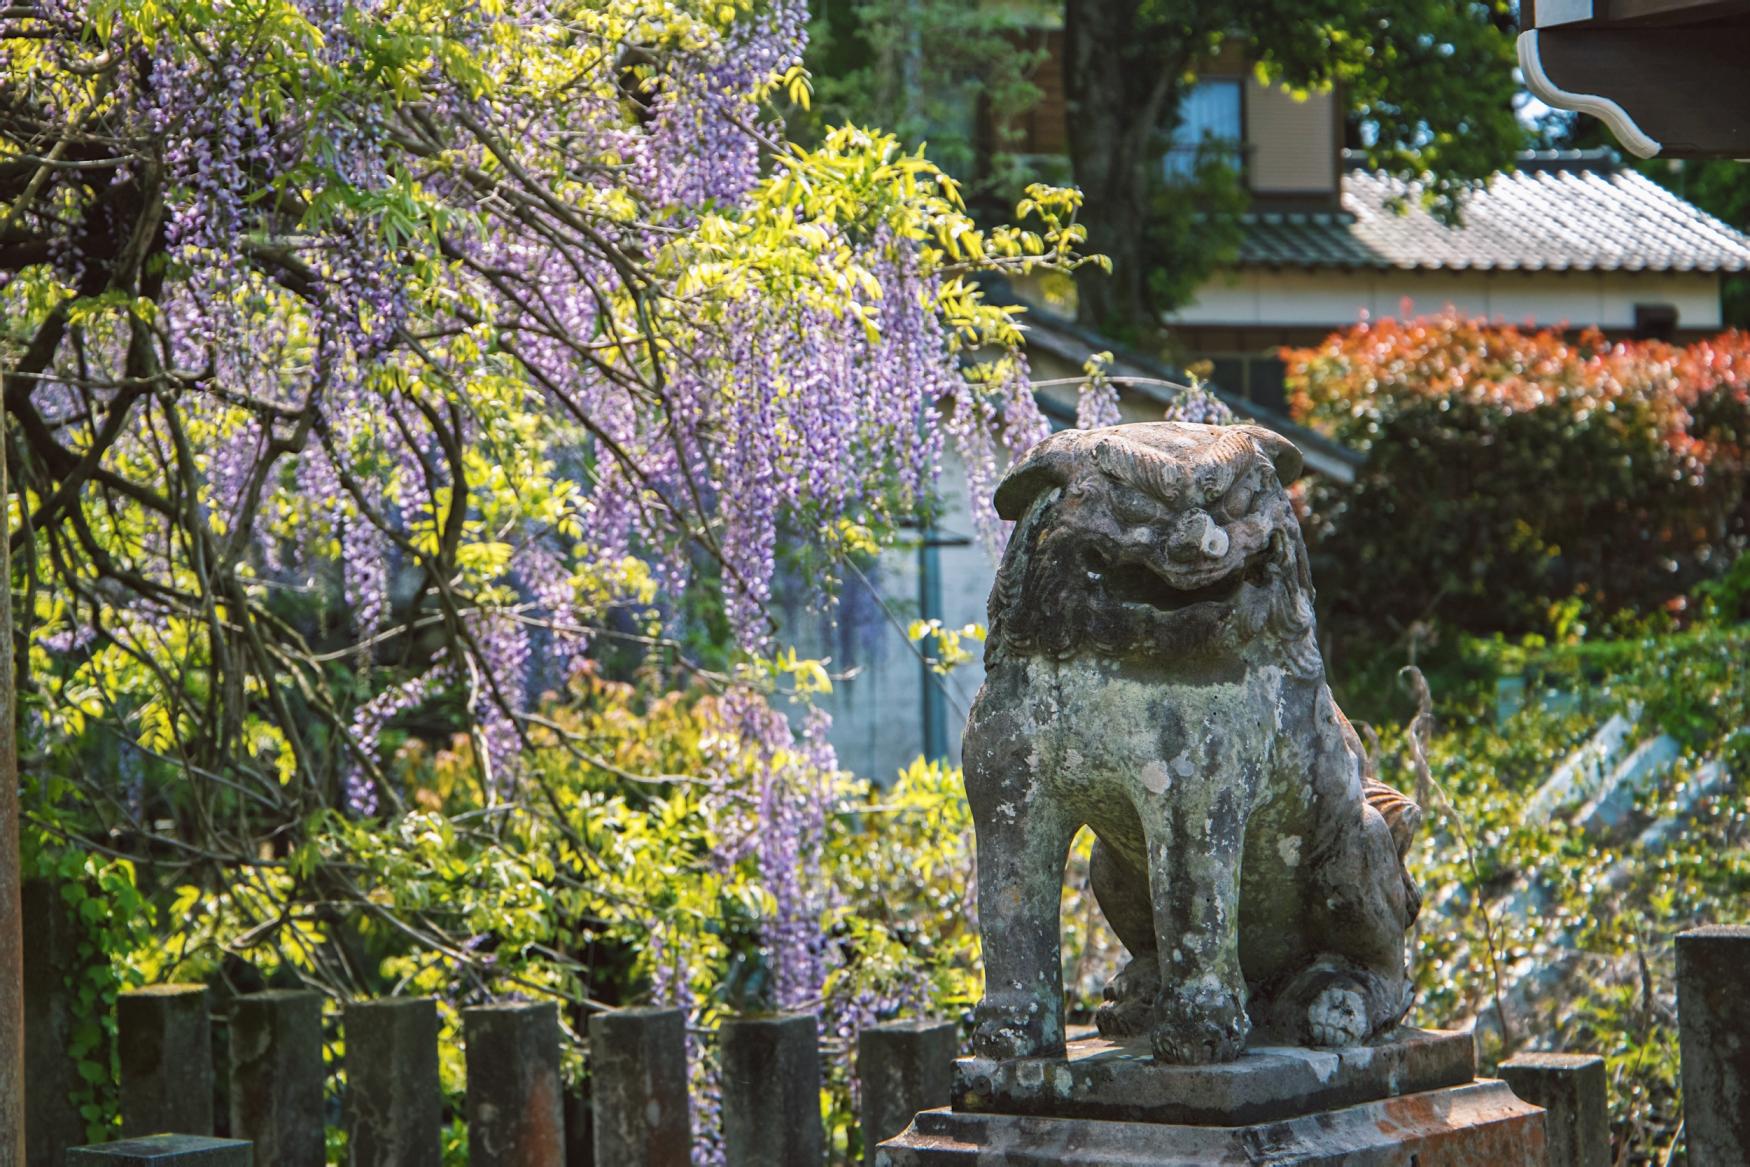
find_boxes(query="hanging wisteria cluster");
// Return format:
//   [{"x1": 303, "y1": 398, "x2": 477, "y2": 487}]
[{"x1": 1, "y1": 0, "x2": 1094, "y2": 811}]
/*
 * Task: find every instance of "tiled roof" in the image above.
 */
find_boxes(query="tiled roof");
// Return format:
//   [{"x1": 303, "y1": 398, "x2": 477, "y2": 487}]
[{"x1": 1235, "y1": 152, "x2": 1750, "y2": 273}]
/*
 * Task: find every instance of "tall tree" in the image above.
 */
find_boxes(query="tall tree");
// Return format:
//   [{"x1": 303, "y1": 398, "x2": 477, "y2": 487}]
[
  {"x1": 0, "y1": 0, "x2": 1094, "y2": 1030},
  {"x1": 1062, "y1": 1, "x2": 1526, "y2": 335}
]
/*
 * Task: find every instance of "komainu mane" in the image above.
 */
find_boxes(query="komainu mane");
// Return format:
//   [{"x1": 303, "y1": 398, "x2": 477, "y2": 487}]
[{"x1": 964, "y1": 421, "x2": 1421, "y2": 1064}]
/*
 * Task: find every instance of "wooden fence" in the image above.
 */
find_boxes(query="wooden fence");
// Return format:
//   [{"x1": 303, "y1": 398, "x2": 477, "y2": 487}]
[
  {"x1": 30, "y1": 985, "x2": 953, "y2": 1167},
  {"x1": 27, "y1": 925, "x2": 1750, "y2": 1166}
]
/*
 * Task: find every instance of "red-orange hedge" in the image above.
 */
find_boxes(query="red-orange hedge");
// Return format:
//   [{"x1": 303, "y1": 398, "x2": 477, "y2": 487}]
[{"x1": 1282, "y1": 315, "x2": 1750, "y2": 656}]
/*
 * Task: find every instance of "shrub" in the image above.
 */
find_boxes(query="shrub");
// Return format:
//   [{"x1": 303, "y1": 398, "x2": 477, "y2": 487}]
[{"x1": 1282, "y1": 316, "x2": 1750, "y2": 708}]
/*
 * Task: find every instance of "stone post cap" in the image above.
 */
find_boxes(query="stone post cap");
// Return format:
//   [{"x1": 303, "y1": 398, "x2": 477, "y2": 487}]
[
  {"x1": 463, "y1": 1000, "x2": 558, "y2": 1015},
  {"x1": 66, "y1": 1135, "x2": 252, "y2": 1165},
  {"x1": 347, "y1": 994, "x2": 436, "y2": 1009},
  {"x1": 1500, "y1": 1052, "x2": 1605, "y2": 1070},
  {"x1": 231, "y1": 988, "x2": 321, "y2": 1003},
  {"x1": 864, "y1": 1018, "x2": 957, "y2": 1035},
  {"x1": 1678, "y1": 924, "x2": 1750, "y2": 941}
]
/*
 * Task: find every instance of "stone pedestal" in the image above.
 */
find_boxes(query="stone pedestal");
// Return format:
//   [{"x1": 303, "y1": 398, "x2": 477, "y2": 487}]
[
  {"x1": 1499, "y1": 1052, "x2": 1609, "y2": 1167},
  {"x1": 66, "y1": 1135, "x2": 252, "y2": 1166},
  {"x1": 876, "y1": 1027, "x2": 1546, "y2": 1166}
]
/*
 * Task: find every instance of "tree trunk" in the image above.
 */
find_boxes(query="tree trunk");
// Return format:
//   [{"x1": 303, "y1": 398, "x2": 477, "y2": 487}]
[
  {"x1": 1062, "y1": 0, "x2": 1189, "y2": 338},
  {"x1": 1, "y1": 415, "x2": 21, "y2": 1167}
]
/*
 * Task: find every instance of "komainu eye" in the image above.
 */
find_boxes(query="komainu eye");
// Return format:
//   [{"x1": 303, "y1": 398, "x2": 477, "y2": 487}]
[
  {"x1": 1222, "y1": 482, "x2": 1257, "y2": 519},
  {"x1": 1109, "y1": 484, "x2": 1157, "y2": 524}
]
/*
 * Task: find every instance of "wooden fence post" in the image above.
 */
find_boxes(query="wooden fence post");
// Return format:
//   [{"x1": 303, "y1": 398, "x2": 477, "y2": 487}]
[
  {"x1": 464, "y1": 1002, "x2": 565, "y2": 1167},
  {"x1": 345, "y1": 998, "x2": 441, "y2": 1167},
  {"x1": 720, "y1": 1013, "x2": 822, "y2": 1167},
  {"x1": 229, "y1": 991, "x2": 324, "y2": 1167},
  {"x1": 119, "y1": 986, "x2": 214, "y2": 1138},
  {"x1": 588, "y1": 1007, "x2": 690, "y2": 1167}
]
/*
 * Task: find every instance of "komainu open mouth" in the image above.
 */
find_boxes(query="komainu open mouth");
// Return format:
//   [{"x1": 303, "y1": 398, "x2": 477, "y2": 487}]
[{"x1": 1084, "y1": 547, "x2": 1269, "y2": 614}]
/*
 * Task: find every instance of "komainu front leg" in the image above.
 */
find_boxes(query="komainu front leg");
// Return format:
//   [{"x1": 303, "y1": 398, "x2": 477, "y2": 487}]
[
  {"x1": 1142, "y1": 788, "x2": 1252, "y2": 1064},
  {"x1": 969, "y1": 791, "x2": 1076, "y2": 1060}
]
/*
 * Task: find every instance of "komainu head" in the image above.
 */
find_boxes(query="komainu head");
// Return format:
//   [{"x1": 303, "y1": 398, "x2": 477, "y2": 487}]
[{"x1": 986, "y1": 422, "x2": 1320, "y2": 675}]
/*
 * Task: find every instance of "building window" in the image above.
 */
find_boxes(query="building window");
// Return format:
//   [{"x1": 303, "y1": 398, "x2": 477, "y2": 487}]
[
  {"x1": 1164, "y1": 79, "x2": 1243, "y2": 181},
  {"x1": 1633, "y1": 303, "x2": 1678, "y2": 341},
  {"x1": 1200, "y1": 351, "x2": 1288, "y2": 415}
]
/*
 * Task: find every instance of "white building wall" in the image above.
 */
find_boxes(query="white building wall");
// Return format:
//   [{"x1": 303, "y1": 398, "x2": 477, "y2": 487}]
[{"x1": 1170, "y1": 269, "x2": 1724, "y2": 331}]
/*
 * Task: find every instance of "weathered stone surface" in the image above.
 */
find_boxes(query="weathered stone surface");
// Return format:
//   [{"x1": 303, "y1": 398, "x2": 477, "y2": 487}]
[
  {"x1": 720, "y1": 1012, "x2": 823, "y2": 1167},
  {"x1": 119, "y1": 985, "x2": 214, "y2": 1138},
  {"x1": 1677, "y1": 925, "x2": 1750, "y2": 1167},
  {"x1": 1499, "y1": 1052, "x2": 1609, "y2": 1167},
  {"x1": 588, "y1": 1007, "x2": 689, "y2": 1167},
  {"x1": 875, "y1": 1080, "x2": 1545, "y2": 1166},
  {"x1": 65, "y1": 1135, "x2": 252, "y2": 1166},
  {"x1": 955, "y1": 1025, "x2": 1474, "y2": 1127},
  {"x1": 966, "y1": 423, "x2": 1422, "y2": 1065},
  {"x1": 23, "y1": 879, "x2": 88, "y2": 1165},
  {"x1": 228, "y1": 990, "x2": 324, "y2": 1167},
  {"x1": 859, "y1": 1020, "x2": 958, "y2": 1165},
  {"x1": 465, "y1": 1002, "x2": 566, "y2": 1167},
  {"x1": 345, "y1": 997, "x2": 441, "y2": 1167}
]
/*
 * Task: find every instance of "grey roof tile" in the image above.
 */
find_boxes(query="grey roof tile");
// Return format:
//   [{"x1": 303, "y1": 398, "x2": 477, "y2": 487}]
[{"x1": 1233, "y1": 153, "x2": 1750, "y2": 273}]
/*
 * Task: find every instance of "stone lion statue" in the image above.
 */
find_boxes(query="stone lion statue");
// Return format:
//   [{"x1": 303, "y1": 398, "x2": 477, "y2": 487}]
[{"x1": 964, "y1": 421, "x2": 1422, "y2": 1065}]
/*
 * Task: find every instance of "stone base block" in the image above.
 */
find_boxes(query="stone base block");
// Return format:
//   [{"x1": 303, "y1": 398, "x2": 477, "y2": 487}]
[
  {"x1": 955, "y1": 1026, "x2": 1475, "y2": 1126},
  {"x1": 875, "y1": 1079, "x2": 1545, "y2": 1166}
]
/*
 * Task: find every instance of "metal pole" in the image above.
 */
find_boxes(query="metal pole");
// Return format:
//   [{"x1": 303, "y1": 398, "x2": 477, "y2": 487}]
[
  {"x1": 1, "y1": 409, "x2": 23, "y2": 1167},
  {"x1": 917, "y1": 528, "x2": 948, "y2": 763}
]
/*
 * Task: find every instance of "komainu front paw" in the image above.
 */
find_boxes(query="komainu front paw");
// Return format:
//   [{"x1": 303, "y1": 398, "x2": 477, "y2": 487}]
[
  {"x1": 973, "y1": 989, "x2": 1061, "y2": 1060},
  {"x1": 1305, "y1": 982, "x2": 1369, "y2": 1048},
  {"x1": 1095, "y1": 955, "x2": 1161, "y2": 1038},
  {"x1": 1150, "y1": 982, "x2": 1250, "y2": 1064}
]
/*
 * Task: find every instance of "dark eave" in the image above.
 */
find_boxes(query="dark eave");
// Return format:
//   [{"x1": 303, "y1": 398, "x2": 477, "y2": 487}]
[{"x1": 1018, "y1": 309, "x2": 1361, "y2": 484}]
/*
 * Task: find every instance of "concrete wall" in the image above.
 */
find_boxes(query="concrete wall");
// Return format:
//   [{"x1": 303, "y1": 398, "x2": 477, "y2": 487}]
[
  {"x1": 1170, "y1": 268, "x2": 1724, "y2": 331},
  {"x1": 777, "y1": 448, "x2": 999, "y2": 786}
]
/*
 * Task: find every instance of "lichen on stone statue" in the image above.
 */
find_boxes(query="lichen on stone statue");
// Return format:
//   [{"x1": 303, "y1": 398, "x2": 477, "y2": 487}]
[{"x1": 965, "y1": 421, "x2": 1422, "y2": 1066}]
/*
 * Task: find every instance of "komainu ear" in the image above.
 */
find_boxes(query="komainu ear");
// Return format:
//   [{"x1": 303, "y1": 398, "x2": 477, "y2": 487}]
[
  {"x1": 1235, "y1": 425, "x2": 1304, "y2": 486},
  {"x1": 993, "y1": 432, "x2": 1080, "y2": 520}
]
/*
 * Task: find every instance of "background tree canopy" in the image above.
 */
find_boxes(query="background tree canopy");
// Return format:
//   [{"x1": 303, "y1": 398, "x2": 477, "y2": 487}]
[{"x1": 807, "y1": 0, "x2": 1526, "y2": 337}]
